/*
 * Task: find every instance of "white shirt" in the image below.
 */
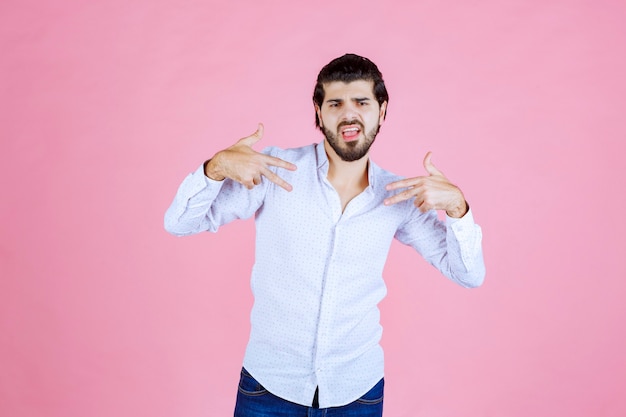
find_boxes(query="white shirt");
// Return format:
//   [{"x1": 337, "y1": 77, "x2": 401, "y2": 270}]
[{"x1": 164, "y1": 141, "x2": 485, "y2": 408}]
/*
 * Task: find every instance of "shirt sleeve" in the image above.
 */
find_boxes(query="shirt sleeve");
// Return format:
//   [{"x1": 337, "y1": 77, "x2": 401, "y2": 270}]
[
  {"x1": 394, "y1": 207, "x2": 485, "y2": 288},
  {"x1": 164, "y1": 162, "x2": 267, "y2": 236}
]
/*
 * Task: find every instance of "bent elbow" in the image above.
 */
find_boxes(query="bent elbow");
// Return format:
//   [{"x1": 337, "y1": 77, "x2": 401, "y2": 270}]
[
  {"x1": 462, "y1": 274, "x2": 485, "y2": 289},
  {"x1": 163, "y1": 213, "x2": 191, "y2": 237},
  {"x1": 164, "y1": 219, "x2": 182, "y2": 236},
  {"x1": 458, "y1": 268, "x2": 486, "y2": 289},
  {"x1": 448, "y1": 263, "x2": 485, "y2": 289}
]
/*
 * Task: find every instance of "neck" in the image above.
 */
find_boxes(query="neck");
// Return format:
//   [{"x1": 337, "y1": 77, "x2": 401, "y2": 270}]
[{"x1": 323, "y1": 140, "x2": 369, "y2": 188}]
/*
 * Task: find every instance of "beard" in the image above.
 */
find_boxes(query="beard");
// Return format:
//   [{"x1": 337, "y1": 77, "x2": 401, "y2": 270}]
[{"x1": 323, "y1": 120, "x2": 381, "y2": 162}]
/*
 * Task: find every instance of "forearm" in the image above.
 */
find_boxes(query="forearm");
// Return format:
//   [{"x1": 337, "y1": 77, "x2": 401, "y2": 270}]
[
  {"x1": 397, "y1": 206, "x2": 485, "y2": 287},
  {"x1": 440, "y1": 210, "x2": 485, "y2": 288},
  {"x1": 164, "y1": 158, "x2": 270, "y2": 236},
  {"x1": 164, "y1": 163, "x2": 225, "y2": 236}
]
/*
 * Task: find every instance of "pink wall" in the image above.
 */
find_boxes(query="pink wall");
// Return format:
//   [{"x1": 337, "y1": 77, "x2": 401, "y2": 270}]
[{"x1": 2, "y1": 1, "x2": 625, "y2": 416}]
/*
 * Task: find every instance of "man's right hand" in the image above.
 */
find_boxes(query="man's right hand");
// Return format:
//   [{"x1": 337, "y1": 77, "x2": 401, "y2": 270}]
[{"x1": 204, "y1": 123, "x2": 297, "y2": 191}]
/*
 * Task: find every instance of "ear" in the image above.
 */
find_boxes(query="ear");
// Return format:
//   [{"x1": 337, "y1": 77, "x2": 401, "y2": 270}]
[
  {"x1": 378, "y1": 101, "x2": 387, "y2": 125},
  {"x1": 315, "y1": 104, "x2": 324, "y2": 128}
]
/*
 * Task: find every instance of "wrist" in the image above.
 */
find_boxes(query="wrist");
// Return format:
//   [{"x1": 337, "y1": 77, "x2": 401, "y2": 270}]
[
  {"x1": 446, "y1": 200, "x2": 468, "y2": 218},
  {"x1": 204, "y1": 158, "x2": 225, "y2": 181}
]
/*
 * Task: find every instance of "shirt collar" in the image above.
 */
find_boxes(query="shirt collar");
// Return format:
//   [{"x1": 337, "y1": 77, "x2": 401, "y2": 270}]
[
  {"x1": 315, "y1": 141, "x2": 377, "y2": 190},
  {"x1": 315, "y1": 141, "x2": 329, "y2": 171}
]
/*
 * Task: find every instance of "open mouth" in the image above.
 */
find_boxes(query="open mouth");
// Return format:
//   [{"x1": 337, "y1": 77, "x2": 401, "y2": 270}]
[{"x1": 339, "y1": 124, "x2": 362, "y2": 142}]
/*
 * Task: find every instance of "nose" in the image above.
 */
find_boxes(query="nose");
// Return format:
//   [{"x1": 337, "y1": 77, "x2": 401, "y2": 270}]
[{"x1": 340, "y1": 101, "x2": 359, "y2": 122}]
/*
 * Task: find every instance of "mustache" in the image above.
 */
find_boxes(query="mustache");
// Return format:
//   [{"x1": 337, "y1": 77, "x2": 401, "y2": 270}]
[{"x1": 337, "y1": 120, "x2": 364, "y2": 130}]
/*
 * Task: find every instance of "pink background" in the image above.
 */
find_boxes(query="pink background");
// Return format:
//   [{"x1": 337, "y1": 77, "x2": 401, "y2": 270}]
[{"x1": 2, "y1": 1, "x2": 625, "y2": 416}]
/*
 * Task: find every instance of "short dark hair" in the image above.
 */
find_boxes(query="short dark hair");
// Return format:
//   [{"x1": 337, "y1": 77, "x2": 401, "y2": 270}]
[{"x1": 313, "y1": 53, "x2": 389, "y2": 129}]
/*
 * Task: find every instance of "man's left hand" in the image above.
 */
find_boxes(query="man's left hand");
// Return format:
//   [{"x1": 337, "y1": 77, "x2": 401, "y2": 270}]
[{"x1": 384, "y1": 152, "x2": 468, "y2": 218}]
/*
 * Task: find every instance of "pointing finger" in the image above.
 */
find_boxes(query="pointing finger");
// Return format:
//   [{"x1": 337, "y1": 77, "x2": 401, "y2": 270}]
[
  {"x1": 261, "y1": 167, "x2": 293, "y2": 192},
  {"x1": 384, "y1": 187, "x2": 418, "y2": 206},
  {"x1": 263, "y1": 154, "x2": 298, "y2": 172},
  {"x1": 386, "y1": 176, "x2": 425, "y2": 191}
]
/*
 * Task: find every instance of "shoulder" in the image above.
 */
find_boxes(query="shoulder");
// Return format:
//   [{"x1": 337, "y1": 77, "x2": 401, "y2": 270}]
[
  {"x1": 370, "y1": 160, "x2": 405, "y2": 190},
  {"x1": 261, "y1": 143, "x2": 319, "y2": 168},
  {"x1": 369, "y1": 160, "x2": 422, "y2": 217}
]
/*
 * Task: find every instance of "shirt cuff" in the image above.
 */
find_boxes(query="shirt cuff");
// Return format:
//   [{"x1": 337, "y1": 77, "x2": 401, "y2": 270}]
[
  {"x1": 445, "y1": 208, "x2": 482, "y2": 272},
  {"x1": 446, "y1": 207, "x2": 475, "y2": 229},
  {"x1": 179, "y1": 163, "x2": 225, "y2": 203}
]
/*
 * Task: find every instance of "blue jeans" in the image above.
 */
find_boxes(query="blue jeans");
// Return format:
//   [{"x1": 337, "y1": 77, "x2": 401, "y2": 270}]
[{"x1": 234, "y1": 368, "x2": 384, "y2": 417}]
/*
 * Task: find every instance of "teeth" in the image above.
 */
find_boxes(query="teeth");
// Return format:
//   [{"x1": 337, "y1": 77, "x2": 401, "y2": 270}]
[{"x1": 344, "y1": 127, "x2": 359, "y2": 132}]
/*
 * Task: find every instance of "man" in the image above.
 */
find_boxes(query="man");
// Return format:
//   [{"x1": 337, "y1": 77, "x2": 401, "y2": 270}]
[{"x1": 165, "y1": 53, "x2": 485, "y2": 417}]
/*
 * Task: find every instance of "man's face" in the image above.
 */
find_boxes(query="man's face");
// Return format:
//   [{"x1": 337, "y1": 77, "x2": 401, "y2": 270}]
[{"x1": 316, "y1": 80, "x2": 387, "y2": 162}]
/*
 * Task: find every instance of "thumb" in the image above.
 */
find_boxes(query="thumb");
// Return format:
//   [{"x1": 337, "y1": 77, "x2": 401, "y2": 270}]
[
  {"x1": 239, "y1": 123, "x2": 264, "y2": 147},
  {"x1": 423, "y1": 151, "x2": 444, "y2": 176}
]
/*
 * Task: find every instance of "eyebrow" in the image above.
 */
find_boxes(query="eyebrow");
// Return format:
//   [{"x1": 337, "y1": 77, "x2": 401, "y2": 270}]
[{"x1": 325, "y1": 97, "x2": 372, "y2": 104}]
